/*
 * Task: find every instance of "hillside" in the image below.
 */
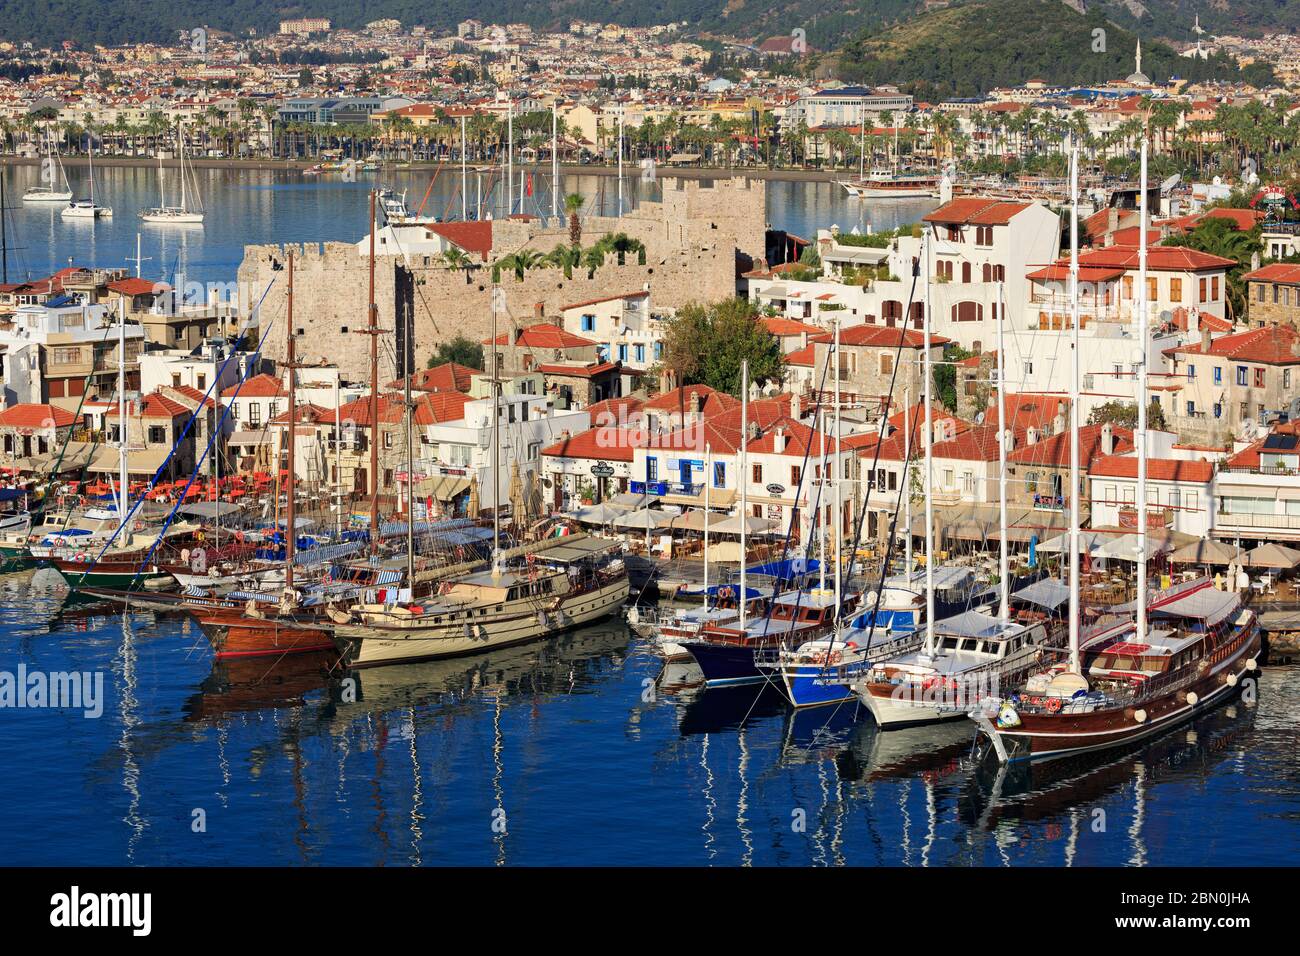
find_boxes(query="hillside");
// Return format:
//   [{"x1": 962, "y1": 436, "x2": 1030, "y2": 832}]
[
  {"x1": 833, "y1": 0, "x2": 1276, "y2": 98},
  {"x1": 0, "y1": 0, "x2": 1293, "y2": 57}
]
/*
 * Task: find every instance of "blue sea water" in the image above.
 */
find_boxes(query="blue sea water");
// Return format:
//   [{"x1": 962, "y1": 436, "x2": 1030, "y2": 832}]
[
  {"x1": 0, "y1": 570, "x2": 1296, "y2": 866},
  {"x1": 0, "y1": 164, "x2": 932, "y2": 287}
]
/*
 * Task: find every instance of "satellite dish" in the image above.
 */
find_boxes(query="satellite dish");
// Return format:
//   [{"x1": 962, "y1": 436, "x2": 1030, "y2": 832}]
[
  {"x1": 849, "y1": 225, "x2": 861, "y2": 235},
  {"x1": 1212, "y1": 175, "x2": 1223, "y2": 187},
  {"x1": 1240, "y1": 419, "x2": 1258, "y2": 440},
  {"x1": 974, "y1": 411, "x2": 985, "y2": 424},
  {"x1": 1161, "y1": 173, "x2": 1181, "y2": 192}
]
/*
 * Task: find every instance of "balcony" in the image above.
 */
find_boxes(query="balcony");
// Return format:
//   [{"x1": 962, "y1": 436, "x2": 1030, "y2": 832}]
[
  {"x1": 630, "y1": 480, "x2": 703, "y2": 498},
  {"x1": 1216, "y1": 512, "x2": 1300, "y2": 532},
  {"x1": 1032, "y1": 493, "x2": 1067, "y2": 512}
]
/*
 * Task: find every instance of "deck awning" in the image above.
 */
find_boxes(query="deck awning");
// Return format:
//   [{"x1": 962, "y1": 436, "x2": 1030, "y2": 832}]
[{"x1": 412, "y1": 475, "x2": 471, "y2": 501}]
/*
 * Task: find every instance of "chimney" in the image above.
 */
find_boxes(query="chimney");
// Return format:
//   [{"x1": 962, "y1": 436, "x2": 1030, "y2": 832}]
[
  {"x1": 1026, "y1": 426, "x2": 1039, "y2": 446},
  {"x1": 748, "y1": 421, "x2": 761, "y2": 441},
  {"x1": 774, "y1": 426, "x2": 786, "y2": 453},
  {"x1": 791, "y1": 393, "x2": 802, "y2": 420},
  {"x1": 690, "y1": 391, "x2": 702, "y2": 413},
  {"x1": 1201, "y1": 324, "x2": 1212, "y2": 354},
  {"x1": 1101, "y1": 421, "x2": 1114, "y2": 456},
  {"x1": 534, "y1": 302, "x2": 545, "y2": 322}
]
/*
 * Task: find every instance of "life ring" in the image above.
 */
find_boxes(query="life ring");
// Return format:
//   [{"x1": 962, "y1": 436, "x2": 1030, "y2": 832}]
[
  {"x1": 235, "y1": 530, "x2": 245, "y2": 543},
  {"x1": 1044, "y1": 696, "x2": 1062, "y2": 714},
  {"x1": 74, "y1": 552, "x2": 86, "y2": 563}
]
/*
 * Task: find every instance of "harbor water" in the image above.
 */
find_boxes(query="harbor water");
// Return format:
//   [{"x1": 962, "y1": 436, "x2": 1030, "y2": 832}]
[
  {"x1": 1, "y1": 571, "x2": 1297, "y2": 866},
  {"x1": 0, "y1": 163, "x2": 933, "y2": 287}
]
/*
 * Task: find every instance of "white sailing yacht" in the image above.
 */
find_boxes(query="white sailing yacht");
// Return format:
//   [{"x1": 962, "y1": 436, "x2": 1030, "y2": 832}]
[
  {"x1": 62, "y1": 140, "x2": 112, "y2": 219},
  {"x1": 24, "y1": 130, "x2": 73, "y2": 203},
  {"x1": 141, "y1": 131, "x2": 204, "y2": 225}
]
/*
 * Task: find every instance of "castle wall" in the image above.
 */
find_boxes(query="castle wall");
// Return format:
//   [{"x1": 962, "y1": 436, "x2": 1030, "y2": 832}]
[{"x1": 239, "y1": 177, "x2": 766, "y2": 382}]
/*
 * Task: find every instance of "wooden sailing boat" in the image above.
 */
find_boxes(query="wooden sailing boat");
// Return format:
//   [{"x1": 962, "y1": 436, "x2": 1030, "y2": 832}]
[
  {"x1": 185, "y1": 250, "x2": 334, "y2": 657},
  {"x1": 970, "y1": 139, "x2": 1261, "y2": 763}
]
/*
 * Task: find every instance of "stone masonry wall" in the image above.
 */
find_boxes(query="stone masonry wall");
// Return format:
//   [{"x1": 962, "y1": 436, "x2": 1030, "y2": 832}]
[{"x1": 240, "y1": 177, "x2": 766, "y2": 382}]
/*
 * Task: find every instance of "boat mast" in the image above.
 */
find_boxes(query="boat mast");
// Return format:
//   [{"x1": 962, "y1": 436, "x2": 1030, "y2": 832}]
[
  {"x1": 904, "y1": 384, "x2": 912, "y2": 573},
  {"x1": 213, "y1": 339, "x2": 220, "y2": 550},
  {"x1": 551, "y1": 103, "x2": 559, "y2": 222},
  {"x1": 334, "y1": 372, "x2": 342, "y2": 540},
  {"x1": 1068, "y1": 144, "x2": 1082, "y2": 674},
  {"x1": 922, "y1": 233, "x2": 935, "y2": 658},
  {"x1": 858, "y1": 104, "x2": 865, "y2": 180},
  {"x1": 1137, "y1": 136, "x2": 1150, "y2": 640},
  {"x1": 179, "y1": 127, "x2": 188, "y2": 213},
  {"x1": 997, "y1": 279, "x2": 1009, "y2": 622},
  {"x1": 117, "y1": 298, "x2": 128, "y2": 532},
  {"x1": 461, "y1": 114, "x2": 468, "y2": 222},
  {"x1": 834, "y1": 311, "x2": 842, "y2": 617},
  {"x1": 367, "y1": 189, "x2": 381, "y2": 557},
  {"x1": 404, "y1": 308, "x2": 415, "y2": 591},
  {"x1": 2, "y1": 169, "x2": 8, "y2": 283},
  {"x1": 739, "y1": 360, "x2": 749, "y2": 632},
  {"x1": 490, "y1": 280, "x2": 502, "y2": 575},
  {"x1": 506, "y1": 101, "x2": 513, "y2": 217},
  {"x1": 703, "y1": 442, "x2": 711, "y2": 609},
  {"x1": 818, "y1": 404, "x2": 826, "y2": 594},
  {"x1": 285, "y1": 250, "x2": 297, "y2": 589}
]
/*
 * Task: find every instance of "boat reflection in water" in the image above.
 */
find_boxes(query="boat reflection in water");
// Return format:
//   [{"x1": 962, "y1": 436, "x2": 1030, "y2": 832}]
[
  {"x1": 966, "y1": 696, "x2": 1258, "y2": 841},
  {"x1": 184, "y1": 622, "x2": 633, "y2": 724}
]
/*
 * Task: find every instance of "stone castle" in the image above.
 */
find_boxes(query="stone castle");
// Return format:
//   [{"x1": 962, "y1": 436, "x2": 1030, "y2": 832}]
[{"x1": 237, "y1": 177, "x2": 766, "y2": 382}]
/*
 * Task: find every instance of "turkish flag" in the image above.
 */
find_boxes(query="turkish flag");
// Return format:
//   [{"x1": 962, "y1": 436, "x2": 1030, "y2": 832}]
[{"x1": 526, "y1": 173, "x2": 533, "y2": 196}]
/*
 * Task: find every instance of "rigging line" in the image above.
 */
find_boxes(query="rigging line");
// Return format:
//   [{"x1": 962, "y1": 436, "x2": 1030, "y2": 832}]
[
  {"x1": 121, "y1": 305, "x2": 284, "y2": 590},
  {"x1": 736, "y1": 335, "x2": 842, "y2": 721},
  {"x1": 75, "y1": 274, "x2": 280, "y2": 581}
]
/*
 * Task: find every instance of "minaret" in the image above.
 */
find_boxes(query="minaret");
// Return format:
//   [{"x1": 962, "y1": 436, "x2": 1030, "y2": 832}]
[{"x1": 1135, "y1": 39, "x2": 1142, "y2": 77}]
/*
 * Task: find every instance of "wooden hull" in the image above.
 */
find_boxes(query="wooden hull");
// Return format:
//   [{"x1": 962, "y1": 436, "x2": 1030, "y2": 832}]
[
  {"x1": 189, "y1": 605, "x2": 335, "y2": 659},
  {"x1": 335, "y1": 576, "x2": 630, "y2": 668},
  {"x1": 976, "y1": 621, "x2": 1262, "y2": 763}
]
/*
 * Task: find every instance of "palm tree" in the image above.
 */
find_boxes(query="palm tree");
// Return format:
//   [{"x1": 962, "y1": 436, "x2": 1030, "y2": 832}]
[
  {"x1": 564, "y1": 192, "x2": 584, "y2": 247},
  {"x1": 545, "y1": 243, "x2": 582, "y2": 279}
]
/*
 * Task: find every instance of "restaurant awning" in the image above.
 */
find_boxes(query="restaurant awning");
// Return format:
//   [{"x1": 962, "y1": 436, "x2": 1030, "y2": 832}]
[
  {"x1": 412, "y1": 475, "x2": 471, "y2": 501},
  {"x1": 86, "y1": 446, "x2": 172, "y2": 476}
]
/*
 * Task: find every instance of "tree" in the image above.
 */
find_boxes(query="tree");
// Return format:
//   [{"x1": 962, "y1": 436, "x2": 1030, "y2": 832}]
[
  {"x1": 661, "y1": 298, "x2": 783, "y2": 396},
  {"x1": 1088, "y1": 399, "x2": 1167, "y2": 432},
  {"x1": 565, "y1": 193, "x2": 585, "y2": 247},
  {"x1": 428, "y1": 335, "x2": 484, "y2": 371},
  {"x1": 935, "y1": 344, "x2": 973, "y2": 411},
  {"x1": 1162, "y1": 217, "x2": 1262, "y2": 322}
]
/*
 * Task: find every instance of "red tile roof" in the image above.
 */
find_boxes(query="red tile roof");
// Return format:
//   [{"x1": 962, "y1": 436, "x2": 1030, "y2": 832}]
[
  {"x1": 1243, "y1": 263, "x2": 1300, "y2": 285},
  {"x1": 0, "y1": 403, "x2": 76, "y2": 429},
  {"x1": 1088, "y1": 455, "x2": 1215, "y2": 483},
  {"x1": 108, "y1": 277, "x2": 163, "y2": 297},
  {"x1": 102, "y1": 391, "x2": 192, "y2": 419},
  {"x1": 429, "y1": 221, "x2": 492, "y2": 259},
  {"x1": 386, "y1": 362, "x2": 477, "y2": 393},
  {"x1": 645, "y1": 395, "x2": 796, "y2": 456},
  {"x1": 1170, "y1": 324, "x2": 1300, "y2": 364},
  {"x1": 587, "y1": 396, "x2": 645, "y2": 427},
  {"x1": 221, "y1": 373, "x2": 284, "y2": 399},
  {"x1": 535, "y1": 361, "x2": 622, "y2": 379},
  {"x1": 562, "y1": 291, "x2": 649, "y2": 311},
  {"x1": 837, "y1": 325, "x2": 950, "y2": 349},
  {"x1": 165, "y1": 384, "x2": 216, "y2": 409},
  {"x1": 483, "y1": 323, "x2": 597, "y2": 350},
  {"x1": 1076, "y1": 245, "x2": 1235, "y2": 272},
  {"x1": 923, "y1": 198, "x2": 1030, "y2": 226},
  {"x1": 762, "y1": 317, "x2": 823, "y2": 337},
  {"x1": 541, "y1": 426, "x2": 638, "y2": 463},
  {"x1": 642, "y1": 384, "x2": 738, "y2": 416},
  {"x1": 1007, "y1": 423, "x2": 1134, "y2": 467}
]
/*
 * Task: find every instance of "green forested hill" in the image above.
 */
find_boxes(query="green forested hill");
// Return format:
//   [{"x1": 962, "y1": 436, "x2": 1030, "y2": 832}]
[
  {"x1": 0, "y1": 0, "x2": 1291, "y2": 63},
  {"x1": 833, "y1": 0, "x2": 1276, "y2": 98}
]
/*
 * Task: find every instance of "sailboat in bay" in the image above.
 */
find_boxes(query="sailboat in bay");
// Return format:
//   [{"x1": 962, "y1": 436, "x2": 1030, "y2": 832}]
[
  {"x1": 141, "y1": 129, "x2": 204, "y2": 225},
  {"x1": 62, "y1": 138, "x2": 112, "y2": 219},
  {"x1": 969, "y1": 135, "x2": 1262, "y2": 763},
  {"x1": 23, "y1": 129, "x2": 73, "y2": 203}
]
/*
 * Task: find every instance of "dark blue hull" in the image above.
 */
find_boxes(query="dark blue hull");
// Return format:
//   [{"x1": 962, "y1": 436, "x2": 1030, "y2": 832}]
[{"x1": 683, "y1": 641, "x2": 773, "y2": 687}]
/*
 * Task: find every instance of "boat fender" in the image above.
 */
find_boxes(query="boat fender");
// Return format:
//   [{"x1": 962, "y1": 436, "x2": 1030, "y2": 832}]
[
  {"x1": 1185, "y1": 691, "x2": 1198, "y2": 706},
  {"x1": 1246, "y1": 658, "x2": 1258, "y2": 672},
  {"x1": 1134, "y1": 709, "x2": 1148, "y2": 723},
  {"x1": 995, "y1": 701, "x2": 1021, "y2": 729},
  {"x1": 537, "y1": 612, "x2": 549, "y2": 629},
  {"x1": 1226, "y1": 673, "x2": 1238, "y2": 687}
]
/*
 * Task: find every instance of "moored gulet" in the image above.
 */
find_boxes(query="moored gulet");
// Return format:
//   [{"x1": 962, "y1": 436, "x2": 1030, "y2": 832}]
[
  {"x1": 327, "y1": 537, "x2": 629, "y2": 668},
  {"x1": 969, "y1": 138, "x2": 1263, "y2": 764}
]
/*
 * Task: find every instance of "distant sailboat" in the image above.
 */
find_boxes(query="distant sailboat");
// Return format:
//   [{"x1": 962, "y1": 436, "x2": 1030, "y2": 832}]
[
  {"x1": 24, "y1": 129, "x2": 73, "y2": 203},
  {"x1": 141, "y1": 131, "x2": 204, "y2": 225},
  {"x1": 62, "y1": 139, "x2": 112, "y2": 219}
]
